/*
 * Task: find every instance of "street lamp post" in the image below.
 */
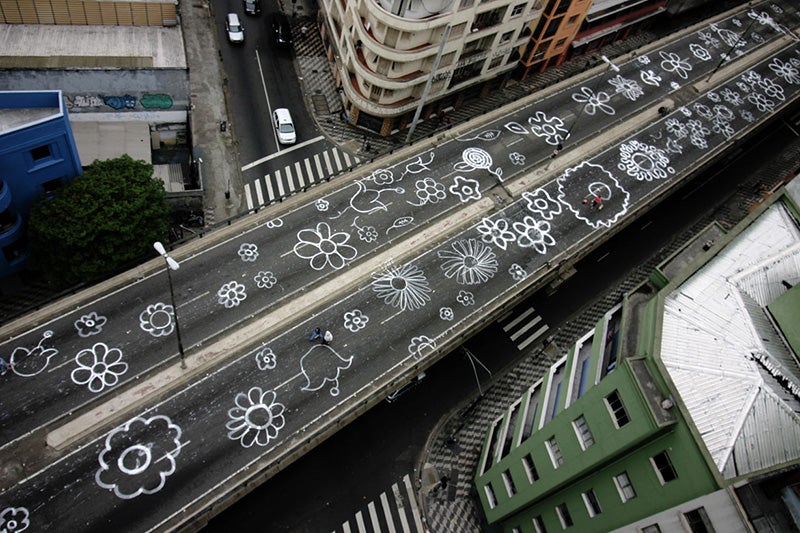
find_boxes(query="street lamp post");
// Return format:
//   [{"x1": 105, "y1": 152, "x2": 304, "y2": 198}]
[{"x1": 153, "y1": 241, "x2": 186, "y2": 369}]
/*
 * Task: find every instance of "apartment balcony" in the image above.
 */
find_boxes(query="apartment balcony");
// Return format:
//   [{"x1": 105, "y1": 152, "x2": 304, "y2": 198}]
[
  {"x1": 345, "y1": 72, "x2": 418, "y2": 117},
  {"x1": 365, "y1": 0, "x2": 453, "y2": 33},
  {"x1": 353, "y1": 45, "x2": 427, "y2": 88},
  {"x1": 355, "y1": 16, "x2": 456, "y2": 64}
]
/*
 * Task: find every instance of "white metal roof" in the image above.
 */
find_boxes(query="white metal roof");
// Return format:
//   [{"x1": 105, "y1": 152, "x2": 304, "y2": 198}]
[{"x1": 660, "y1": 202, "x2": 800, "y2": 479}]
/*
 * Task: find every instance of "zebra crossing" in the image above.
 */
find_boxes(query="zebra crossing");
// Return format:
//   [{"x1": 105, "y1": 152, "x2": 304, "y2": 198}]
[
  {"x1": 332, "y1": 474, "x2": 426, "y2": 533},
  {"x1": 497, "y1": 306, "x2": 549, "y2": 352},
  {"x1": 244, "y1": 146, "x2": 361, "y2": 210}
]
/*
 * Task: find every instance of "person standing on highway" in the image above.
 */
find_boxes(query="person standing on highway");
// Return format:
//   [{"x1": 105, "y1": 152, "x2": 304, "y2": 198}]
[
  {"x1": 322, "y1": 330, "x2": 333, "y2": 345},
  {"x1": 310, "y1": 327, "x2": 322, "y2": 341},
  {"x1": 0, "y1": 357, "x2": 12, "y2": 376}
]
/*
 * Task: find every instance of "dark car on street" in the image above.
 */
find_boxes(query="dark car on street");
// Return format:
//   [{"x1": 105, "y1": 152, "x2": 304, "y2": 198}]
[{"x1": 271, "y1": 12, "x2": 292, "y2": 47}]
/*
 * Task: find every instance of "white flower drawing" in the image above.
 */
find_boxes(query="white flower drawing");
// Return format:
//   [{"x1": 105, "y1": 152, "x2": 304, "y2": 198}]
[
  {"x1": 315, "y1": 198, "x2": 330, "y2": 212},
  {"x1": 96, "y1": 415, "x2": 183, "y2": 499},
  {"x1": 617, "y1": 140, "x2": 674, "y2": 181},
  {"x1": 513, "y1": 216, "x2": 556, "y2": 255},
  {"x1": 741, "y1": 70, "x2": 763, "y2": 86},
  {"x1": 372, "y1": 263, "x2": 432, "y2": 311},
  {"x1": 769, "y1": 57, "x2": 800, "y2": 84},
  {"x1": 739, "y1": 109, "x2": 756, "y2": 122},
  {"x1": 439, "y1": 307, "x2": 454, "y2": 321},
  {"x1": 528, "y1": 111, "x2": 570, "y2": 145},
  {"x1": 74, "y1": 311, "x2": 107, "y2": 337},
  {"x1": 509, "y1": 152, "x2": 526, "y2": 166},
  {"x1": 523, "y1": 188, "x2": 562, "y2": 220},
  {"x1": 343, "y1": 309, "x2": 369, "y2": 332},
  {"x1": 438, "y1": 239, "x2": 498, "y2": 285},
  {"x1": 572, "y1": 86, "x2": 615, "y2": 116},
  {"x1": 759, "y1": 77, "x2": 785, "y2": 101},
  {"x1": 408, "y1": 335, "x2": 436, "y2": 358},
  {"x1": 370, "y1": 168, "x2": 395, "y2": 185},
  {"x1": 707, "y1": 91, "x2": 721, "y2": 102},
  {"x1": 254, "y1": 270, "x2": 277, "y2": 289},
  {"x1": 238, "y1": 243, "x2": 259, "y2": 262},
  {"x1": 509, "y1": 263, "x2": 527, "y2": 282},
  {"x1": 640, "y1": 69, "x2": 662, "y2": 87},
  {"x1": 409, "y1": 177, "x2": 446, "y2": 206},
  {"x1": 226, "y1": 387, "x2": 286, "y2": 448},
  {"x1": 0, "y1": 507, "x2": 29, "y2": 533},
  {"x1": 255, "y1": 346, "x2": 276, "y2": 370},
  {"x1": 720, "y1": 87, "x2": 744, "y2": 106},
  {"x1": 476, "y1": 217, "x2": 516, "y2": 250},
  {"x1": 294, "y1": 222, "x2": 358, "y2": 271},
  {"x1": 698, "y1": 30, "x2": 720, "y2": 49},
  {"x1": 637, "y1": 55, "x2": 651, "y2": 65},
  {"x1": 456, "y1": 290, "x2": 475, "y2": 306},
  {"x1": 71, "y1": 343, "x2": 128, "y2": 393},
  {"x1": 449, "y1": 176, "x2": 482, "y2": 203},
  {"x1": 689, "y1": 43, "x2": 711, "y2": 61},
  {"x1": 266, "y1": 218, "x2": 283, "y2": 229},
  {"x1": 747, "y1": 92, "x2": 775, "y2": 113},
  {"x1": 660, "y1": 51, "x2": 692, "y2": 79},
  {"x1": 665, "y1": 118, "x2": 688, "y2": 139},
  {"x1": 218, "y1": 281, "x2": 247, "y2": 308},
  {"x1": 357, "y1": 225, "x2": 378, "y2": 242},
  {"x1": 608, "y1": 75, "x2": 644, "y2": 101},
  {"x1": 139, "y1": 303, "x2": 175, "y2": 337},
  {"x1": 687, "y1": 119, "x2": 711, "y2": 149},
  {"x1": 748, "y1": 9, "x2": 780, "y2": 31}
]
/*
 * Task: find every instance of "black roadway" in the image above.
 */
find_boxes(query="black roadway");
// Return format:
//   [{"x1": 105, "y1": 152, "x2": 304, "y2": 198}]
[{"x1": 1, "y1": 2, "x2": 799, "y2": 530}]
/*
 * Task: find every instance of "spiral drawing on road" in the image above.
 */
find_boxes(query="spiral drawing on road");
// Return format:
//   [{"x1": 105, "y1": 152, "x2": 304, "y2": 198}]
[{"x1": 454, "y1": 147, "x2": 502, "y2": 182}]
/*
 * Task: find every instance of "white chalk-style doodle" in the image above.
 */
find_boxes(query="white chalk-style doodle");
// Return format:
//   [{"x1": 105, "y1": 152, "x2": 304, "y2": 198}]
[
  {"x1": 617, "y1": 140, "x2": 675, "y2": 181},
  {"x1": 454, "y1": 147, "x2": 502, "y2": 182},
  {"x1": 513, "y1": 216, "x2": 556, "y2": 255},
  {"x1": 449, "y1": 175, "x2": 483, "y2": 203},
  {"x1": 659, "y1": 51, "x2": 693, "y2": 79},
  {"x1": 748, "y1": 9, "x2": 781, "y2": 33},
  {"x1": 265, "y1": 218, "x2": 283, "y2": 229},
  {"x1": 74, "y1": 311, "x2": 107, "y2": 337},
  {"x1": 0, "y1": 506, "x2": 30, "y2": 533},
  {"x1": 330, "y1": 178, "x2": 404, "y2": 219},
  {"x1": 456, "y1": 290, "x2": 475, "y2": 306},
  {"x1": 457, "y1": 129, "x2": 502, "y2": 142},
  {"x1": 678, "y1": 106, "x2": 692, "y2": 117},
  {"x1": 704, "y1": 104, "x2": 736, "y2": 138},
  {"x1": 528, "y1": 111, "x2": 570, "y2": 145},
  {"x1": 476, "y1": 217, "x2": 516, "y2": 250},
  {"x1": 693, "y1": 102, "x2": 714, "y2": 120},
  {"x1": 372, "y1": 262, "x2": 432, "y2": 311},
  {"x1": 255, "y1": 346, "x2": 276, "y2": 370},
  {"x1": 720, "y1": 87, "x2": 745, "y2": 106},
  {"x1": 640, "y1": 69, "x2": 662, "y2": 87},
  {"x1": 386, "y1": 215, "x2": 415, "y2": 235},
  {"x1": 751, "y1": 32, "x2": 765, "y2": 44},
  {"x1": 238, "y1": 243, "x2": 259, "y2": 262},
  {"x1": 769, "y1": 57, "x2": 800, "y2": 84},
  {"x1": 665, "y1": 138, "x2": 684, "y2": 155},
  {"x1": 707, "y1": 91, "x2": 720, "y2": 103},
  {"x1": 300, "y1": 344, "x2": 353, "y2": 396},
  {"x1": 608, "y1": 75, "x2": 644, "y2": 101},
  {"x1": 523, "y1": 188, "x2": 563, "y2": 220},
  {"x1": 10, "y1": 330, "x2": 57, "y2": 378},
  {"x1": 739, "y1": 109, "x2": 756, "y2": 123},
  {"x1": 687, "y1": 119, "x2": 711, "y2": 149},
  {"x1": 759, "y1": 77, "x2": 785, "y2": 101},
  {"x1": 139, "y1": 303, "x2": 175, "y2": 337},
  {"x1": 504, "y1": 122, "x2": 530, "y2": 136},
  {"x1": 408, "y1": 335, "x2": 436, "y2": 358},
  {"x1": 636, "y1": 55, "x2": 651, "y2": 65},
  {"x1": 315, "y1": 198, "x2": 330, "y2": 212},
  {"x1": 665, "y1": 118, "x2": 688, "y2": 139},
  {"x1": 294, "y1": 222, "x2": 358, "y2": 271},
  {"x1": 407, "y1": 177, "x2": 446, "y2": 206},
  {"x1": 649, "y1": 131, "x2": 663, "y2": 141},
  {"x1": 226, "y1": 387, "x2": 286, "y2": 447},
  {"x1": 351, "y1": 216, "x2": 379, "y2": 243},
  {"x1": 401, "y1": 152, "x2": 436, "y2": 178},
  {"x1": 254, "y1": 270, "x2": 277, "y2": 289},
  {"x1": 217, "y1": 281, "x2": 247, "y2": 308},
  {"x1": 440, "y1": 307, "x2": 454, "y2": 321},
  {"x1": 572, "y1": 86, "x2": 615, "y2": 116},
  {"x1": 96, "y1": 415, "x2": 183, "y2": 499},
  {"x1": 438, "y1": 238, "x2": 498, "y2": 285},
  {"x1": 710, "y1": 22, "x2": 745, "y2": 49},
  {"x1": 770, "y1": 3, "x2": 783, "y2": 14},
  {"x1": 509, "y1": 152, "x2": 526, "y2": 166},
  {"x1": 343, "y1": 309, "x2": 369, "y2": 332},
  {"x1": 747, "y1": 92, "x2": 775, "y2": 113},
  {"x1": 697, "y1": 30, "x2": 720, "y2": 49},
  {"x1": 71, "y1": 343, "x2": 128, "y2": 393},
  {"x1": 369, "y1": 167, "x2": 395, "y2": 185},
  {"x1": 741, "y1": 69, "x2": 762, "y2": 87},
  {"x1": 509, "y1": 263, "x2": 527, "y2": 282},
  {"x1": 689, "y1": 43, "x2": 712, "y2": 62},
  {"x1": 558, "y1": 161, "x2": 631, "y2": 230}
]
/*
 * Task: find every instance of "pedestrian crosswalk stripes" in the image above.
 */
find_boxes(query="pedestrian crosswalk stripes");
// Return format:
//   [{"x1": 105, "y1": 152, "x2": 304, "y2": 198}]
[
  {"x1": 332, "y1": 474, "x2": 424, "y2": 533},
  {"x1": 245, "y1": 146, "x2": 361, "y2": 210},
  {"x1": 498, "y1": 306, "x2": 550, "y2": 352}
]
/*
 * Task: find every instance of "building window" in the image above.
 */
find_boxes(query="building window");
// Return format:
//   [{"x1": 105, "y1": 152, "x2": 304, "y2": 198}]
[
  {"x1": 488, "y1": 56, "x2": 503, "y2": 70},
  {"x1": 641, "y1": 525, "x2": 662, "y2": 533},
  {"x1": 532, "y1": 515, "x2": 547, "y2": 533},
  {"x1": 500, "y1": 30, "x2": 514, "y2": 43},
  {"x1": 484, "y1": 483, "x2": 498, "y2": 508},
  {"x1": 512, "y1": 528, "x2": 521, "y2": 533},
  {"x1": 555, "y1": 502, "x2": 573, "y2": 529},
  {"x1": 651, "y1": 451, "x2": 678, "y2": 484},
  {"x1": 42, "y1": 177, "x2": 62, "y2": 193},
  {"x1": 568, "y1": 14, "x2": 578, "y2": 24},
  {"x1": 522, "y1": 453, "x2": 539, "y2": 483},
  {"x1": 582, "y1": 489, "x2": 602, "y2": 517},
  {"x1": 555, "y1": 38, "x2": 566, "y2": 48},
  {"x1": 546, "y1": 436, "x2": 563, "y2": 468},
  {"x1": 30, "y1": 145, "x2": 52, "y2": 161},
  {"x1": 605, "y1": 390, "x2": 630, "y2": 428},
  {"x1": 502, "y1": 469, "x2": 517, "y2": 497},
  {"x1": 511, "y1": 3, "x2": 525, "y2": 16},
  {"x1": 684, "y1": 507, "x2": 715, "y2": 533},
  {"x1": 572, "y1": 415, "x2": 594, "y2": 450},
  {"x1": 613, "y1": 471, "x2": 636, "y2": 502}
]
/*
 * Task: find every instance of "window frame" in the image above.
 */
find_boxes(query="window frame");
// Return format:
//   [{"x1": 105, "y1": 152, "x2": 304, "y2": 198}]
[
  {"x1": 546, "y1": 436, "x2": 563, "y2": 468},
  {"x1": 613, "y1": 471, "x2": 636, "y2": 502},
  {"x1": 555, "y1": 502, "x2": 573, "y2": 529},
  {"x1": 582, "y1": 488, "x2": 602, "y2": 517},
  {"x1": 572, "y1": 415, "x2": 595, "y2": 450},
  {"x1": 651, "y1": 451, "x2": 678, "y2": 485},
  {"x1": 604, "y1": 390, "x2": 630, "y2": 428}
]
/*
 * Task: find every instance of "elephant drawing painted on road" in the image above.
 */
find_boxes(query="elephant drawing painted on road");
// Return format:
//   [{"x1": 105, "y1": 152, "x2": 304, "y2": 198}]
[
  {"x1": 330, "y1": 179, "x2": 404, "y2": 220},
  {"x1": 300, "y1": 344, "x2": 353, "y2": 396}
]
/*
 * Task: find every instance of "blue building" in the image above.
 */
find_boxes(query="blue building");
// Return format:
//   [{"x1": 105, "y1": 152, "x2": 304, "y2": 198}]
[{"x1": 0, "y1": 90, "x2": 82, "y2": 277}]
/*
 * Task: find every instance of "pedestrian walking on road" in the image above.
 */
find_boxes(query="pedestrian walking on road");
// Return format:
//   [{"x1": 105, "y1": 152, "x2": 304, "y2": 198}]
[
  {"x1": 310, "y1": 327, "x2": 322, "y2": 341},
  {"x1": 0, "y1": 357, "x2": 12, "y2": 376},
  {"x1": 592, "y1": 195, "x2": 602, "y2": 209},
  {"x1": 322, "y1": 330, "x2": 333, "y2": 345}
]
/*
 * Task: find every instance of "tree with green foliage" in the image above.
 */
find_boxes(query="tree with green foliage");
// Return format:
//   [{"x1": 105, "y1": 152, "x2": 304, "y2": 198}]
[{"x1": 28, "y1": 155, "x2": 170, "y2": 287}]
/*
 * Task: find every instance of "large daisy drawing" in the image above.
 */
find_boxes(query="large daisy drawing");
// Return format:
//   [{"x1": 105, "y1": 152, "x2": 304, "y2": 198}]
[
  {"x1": 438, "y1": 238, "x2": 498, "y2": 285},
  {"x1": 293, "y1": 222, "x2": 358, "y2": 271},
  {"x1": 226, "y1": 387, "x2": 286, "y2": 448},
  {"x1": 372, "y1": 263, "x2": 432, "y2": 311}
]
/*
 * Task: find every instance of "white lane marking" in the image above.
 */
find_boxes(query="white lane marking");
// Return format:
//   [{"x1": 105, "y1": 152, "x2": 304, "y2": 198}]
[
  {"x1": 244, "y1": 183, "x2": 254, "y2": 210},
  {"x1": 295, "y1": 161, "x2": 305, "y2": 188},
  {"x1": 502, "y1": 307, "x2": 535, "y2": 332},
  {"x1": 323, "y1": 151, "x2": 333, "y2": 174},
  {"x1": 276, "y1": 169, "x2": 285, "y2": 198},
  {"x1": 355, "y1": 510, "x2": 367, "y2": 533},
  {"x1": 333, "y1": 148, "x2": 343, "y2": 171},
  {"x1": 255, "y1": 49, "x2": 278, "y2": 149},
  {"x1": 265, "y1": 177, "x2": 275, "y2": 202},
  {"x1": 402, "y1": 474, "x2": 424, "y2": 532},
  {"x1": 380, "y1": 492, "x2": 397, "y2": 533},
  {"x1": 518, "y1": 324, "x2": 549, "y2": 350},
  {"x1": 342, "y1": 522, "x2": 352, "y2": 533},
  {"x1": 343, "y1": 151, "x2": 352, "y2": 167},
  {"x1": 304, "y1": 158, "x2": 314, "y2": 184},
  {"x1": 255, "y1": 179, "x2": 264, "y2": 207},
  {"x1": 368, "y1": 500, "x2": 381, "y2": 532},
  {"x1": 509, "y1": 315, "x2": 542, "y2": 342},
  {"x1": 392, "y1": 482, "x2": 411, "y2": 533},
  {"x1": 241, "y1": 135, "x2": 326, "y2": 171},
  {"x1": 314, "y1": 153, "x2": 324, "y2": 179},
  {"x1": 285, "y1": 165, "x2": 296, "y2": 192}
]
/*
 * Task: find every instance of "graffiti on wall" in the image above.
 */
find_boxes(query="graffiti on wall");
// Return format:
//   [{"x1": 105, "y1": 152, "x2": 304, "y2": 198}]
[{"x1": 66, "y1": 93, "x2": 174, "y2": 111}]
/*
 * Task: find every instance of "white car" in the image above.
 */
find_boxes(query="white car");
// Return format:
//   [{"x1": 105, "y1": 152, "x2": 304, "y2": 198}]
[
  {"x1": 273, "y1": 108, "x2": 296, "y2": 144},
  {"x1": 225, "y1": 13, "x2": 244, "y2": 44}
]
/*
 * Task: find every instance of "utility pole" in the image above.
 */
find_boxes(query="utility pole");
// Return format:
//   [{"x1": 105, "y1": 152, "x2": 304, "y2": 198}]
[{"x1": 405, "y1": 25, "x2": 451, "y2": 145}]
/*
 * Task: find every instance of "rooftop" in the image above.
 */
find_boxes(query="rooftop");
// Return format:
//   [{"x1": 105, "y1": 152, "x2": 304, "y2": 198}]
[{"x1": 0, "y1": 91, "x2": 63, "y2": 135}]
